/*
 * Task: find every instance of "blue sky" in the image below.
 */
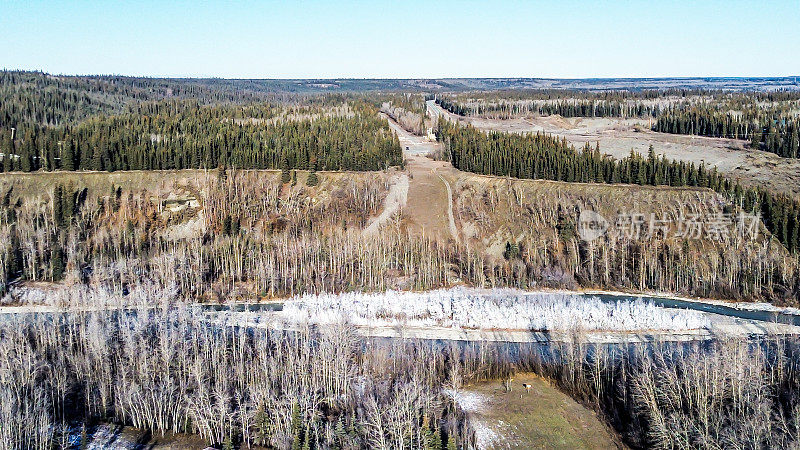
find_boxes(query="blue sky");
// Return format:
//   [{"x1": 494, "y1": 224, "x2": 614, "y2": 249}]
[{"x1": 1, "y1": 0, "x2": 798, "y2": 78}]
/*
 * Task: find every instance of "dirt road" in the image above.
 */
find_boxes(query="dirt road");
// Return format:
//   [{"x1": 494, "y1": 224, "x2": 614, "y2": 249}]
[{"x1": 384, "y1": 114, "x2": 460, "y2": 241}]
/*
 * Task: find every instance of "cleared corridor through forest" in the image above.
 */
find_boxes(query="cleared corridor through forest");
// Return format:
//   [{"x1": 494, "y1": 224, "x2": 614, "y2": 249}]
[{"x1": 384, "y1": 114, "x2": 459, "y2": 241}]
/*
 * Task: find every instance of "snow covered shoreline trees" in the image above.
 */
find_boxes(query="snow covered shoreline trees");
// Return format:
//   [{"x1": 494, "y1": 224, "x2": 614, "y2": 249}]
[
  {"x1": 1, "y1": 289, "x2": 797, "y2": 449},
  {"x1": 279, "y1": 288, "x2": 709, "y2": 332}
]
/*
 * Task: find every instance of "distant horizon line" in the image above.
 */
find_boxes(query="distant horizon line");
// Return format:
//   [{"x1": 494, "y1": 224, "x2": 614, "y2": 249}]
[{"x1": 4, "y1": 69, "x2": 800, "y2": 81}]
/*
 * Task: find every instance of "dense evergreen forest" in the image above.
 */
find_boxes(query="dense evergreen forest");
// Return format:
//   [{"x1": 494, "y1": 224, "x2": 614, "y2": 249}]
[
  {"x1": 437, "y1": 118, "x2": 800, "y2": 254},
  {"x1": 1, "y1": 71, "x2": 403, "y2": 173},
  {"x1": 435, "y1": 96, "x2": 662, "y2": 118},
  {"x1": 653, "y1": 107, "x2": 800, "y2": 158},
  {"x1": 0, "y1": 101, "x2": 401, "y2": 172},
  {"x1": 440, "y1": 88, "x2": 800, "y2": 104},
  {"x1": 0, "y1": 70, "x2": 281, "y2": 128},
  {"x1": 433, "y1": 89, "x2": 712, "y2": 119},
  {"x1": 0, "y1": 70, "x2": 461, "y2": 123},
  {"x1": 435, "y1": 91, "x2": 800, "y2": 159},
  {"x1": 436, "y1": 89, "x2": 800, "y2": 119}
]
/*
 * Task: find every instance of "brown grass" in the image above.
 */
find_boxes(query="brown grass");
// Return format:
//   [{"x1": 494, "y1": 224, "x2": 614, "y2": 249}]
[{"x1": 462, "y1": 373, "x2": 624, "y2": 449}]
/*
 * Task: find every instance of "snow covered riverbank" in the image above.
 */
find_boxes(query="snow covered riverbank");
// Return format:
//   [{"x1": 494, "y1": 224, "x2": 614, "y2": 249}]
[
  {"x1": 5, "y1": 285, "x2": 800, "y2": 342},
  {"x1": 278, "y1": 288, "x2": 709, "y2": 332}
]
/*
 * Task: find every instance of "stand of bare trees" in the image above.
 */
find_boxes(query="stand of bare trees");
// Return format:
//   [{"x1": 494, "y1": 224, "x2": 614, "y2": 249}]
[
  {"x1": 4, "y1": 294, "x2": 800, "y2": 449},
  {"x1": 523, "y1": 336, "x2": 800, "y2": 449},
  {"x1": 2, "y1": 166, "x2": 798, "y2": 307},
  {"x1": 0, "y1": 170, "x2": 454, "y2": 302},
  {"x1": 380, "y1": 97, "x2": 427, "y2": 136},
  {"x1": 0, "y1": 303, "x2": 477, "y2": 449},
  {"x1": 450, "y1": 177, "x2": 800, "y2": 304}
]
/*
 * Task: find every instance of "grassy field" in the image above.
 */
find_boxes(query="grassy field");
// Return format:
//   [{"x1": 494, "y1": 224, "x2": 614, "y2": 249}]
[{"x1": 460, "y1": 373, "x2": 624, "y2": 449}]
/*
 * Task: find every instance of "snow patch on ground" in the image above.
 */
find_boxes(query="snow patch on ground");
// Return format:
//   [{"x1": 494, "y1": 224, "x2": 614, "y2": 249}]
[
  {"x1": 470, "y1": 421, "x2": 500, "y2": 449},
  {"x1": 445, "y1": 389, "x2": 487, "y2": 413},
  {"x1": 445, "y1": 389, "x2": 499, "y2": 449},
  {"x1": 278, "y1": 287, "x2": 709, "y2": 332}
]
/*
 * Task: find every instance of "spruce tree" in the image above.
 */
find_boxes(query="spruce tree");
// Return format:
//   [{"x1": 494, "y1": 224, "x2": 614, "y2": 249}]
[
  {"x1": 92, "y1": 146, "x2": 103, "y2": 171},
  {"x1": 446, "y1": 434, "x2": 458, "y2": 450},
  {"x1": 51, "y1": 239, "x2": 64, "y2": 281},
  {"x1": 751, "y1": 128, "x2": 762, "y2": 150},
  {"x1": 307, "y1": 170, "x2": 319, "y2": 186},
  {"x1": 636, "y1": 163, "x2": 646, "y2": 185},
  {"x1": 222, "y1": 215, "x2": 232, "y2": 235},
  {"x1": 8, "y1": 225, "x2": 22, "y2": 280},
  {"x1": 281, "y1": 161, "x2": 291, "y2": 184},
  {"x1": 53, "y1": 185, "x2": 64, "y2": 229},
  {"x1": 0, "y1": 133, "x2": 12, "y2": 173},
  {"x1": 290, "y1": 403, "x2": 303, "y2": 450},
  {"x1": 62, "y1": 141, "x2": 75, "y2": 171},
  {"x1": 62, "y1": 186, "x2": 75, "y2": 223},
  {"x1": 19, "y1": 134, "x2": 33, "y2": 172}
]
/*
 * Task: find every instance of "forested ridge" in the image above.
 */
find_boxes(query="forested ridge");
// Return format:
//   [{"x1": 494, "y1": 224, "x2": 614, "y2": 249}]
[
  {"x1": 0, "y1": 100, "x2": 402, "y2": 172},
  {"x1": 435, "y1": 96, "x2": 662, "y2": 118},
  {"x1": 0, "y1": 70, "x2": 279, "y2": 128},
  {"x1": 1, "y1": 71, "x2": 403, "y2": 173},
  {"x1": 653, "y1": 107, "x2": 800, "y2": 158},
  {"x1": 436, "y1": 89, "x2": 800, "y2": 119},
  {"x1": 435, "y1": 92, "x2": 800, "y2": 159},
  {"x1": 440, "y1": 88, "x2": 800, "y2": 103},
  {"x1": 433, "y1": 89, "x2": 710, "y2": 119},
  {"x1": 0, "y1": 70, "x2": 452, "y2": 128},
  {"x1": 437, "y1": 118, "x2": 800, "y2": 254}
]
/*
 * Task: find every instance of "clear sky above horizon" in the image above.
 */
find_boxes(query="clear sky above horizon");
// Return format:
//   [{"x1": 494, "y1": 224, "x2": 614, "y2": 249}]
[{"x1": 2, "y1": 0, "x2": 798, "y2": 79}]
